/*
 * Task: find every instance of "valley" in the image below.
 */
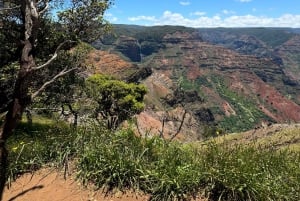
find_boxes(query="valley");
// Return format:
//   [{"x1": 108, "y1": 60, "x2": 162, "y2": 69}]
[{"x1": 89, "y1": 25, "x2": 300, "y2": 140}]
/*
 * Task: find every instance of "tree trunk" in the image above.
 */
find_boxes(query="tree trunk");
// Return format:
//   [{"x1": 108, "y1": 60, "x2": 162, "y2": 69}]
[
  {"x1": 0, "y1": 45, "x2": 34, "y2": 201},
  {"x1": 0, "y1": 1, "x2": 38, "y2": 199},
  {"x1": 0, "y1": 141, "x2": 8, "y2": 201},
  {"x1": 0, "y1": 98, "x2": 26, "y2": 200}
]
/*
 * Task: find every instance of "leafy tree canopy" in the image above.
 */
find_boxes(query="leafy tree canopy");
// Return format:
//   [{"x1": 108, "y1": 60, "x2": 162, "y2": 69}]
[
  {"x1": 0, "y1": 0, "x2": 113, "y2": 113},
  {"x1": 85, "y1": 74, "x2": 147, "y2": 128}
]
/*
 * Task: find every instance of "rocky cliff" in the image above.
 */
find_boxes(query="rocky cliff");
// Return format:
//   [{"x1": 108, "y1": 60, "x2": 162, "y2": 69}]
[{"x1": 90, "y1": 25, "x2": 300, "y2": 140}]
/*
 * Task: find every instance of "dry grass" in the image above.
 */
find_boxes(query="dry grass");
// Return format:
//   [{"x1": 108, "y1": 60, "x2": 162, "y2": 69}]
[{"x1": 211, "y1": 123, "x2": 300, "y2": 151}]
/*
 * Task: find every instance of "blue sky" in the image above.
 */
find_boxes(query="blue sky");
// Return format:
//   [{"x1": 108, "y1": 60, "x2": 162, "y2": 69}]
[{"x1": 104, "y1": 0, "x2": 300, "y2": 27}]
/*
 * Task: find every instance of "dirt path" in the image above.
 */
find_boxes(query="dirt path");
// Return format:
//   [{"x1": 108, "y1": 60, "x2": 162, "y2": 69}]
[
  {"x1": 3, "y1": 168, "x2": 207, "y2": 201},
  {"x1": 3, "y1": 168, "x2": 149, "y2": 201}
]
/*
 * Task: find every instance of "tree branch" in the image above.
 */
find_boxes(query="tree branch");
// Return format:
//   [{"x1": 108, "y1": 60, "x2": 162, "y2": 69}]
[
  {"x1": 170, "y1": 110, "x2": 187, "y2": 141},
  {"x1": 158, "y1": 114, "x2": 166, "y2": 139},
  {"x1": 0, "y1": 5, "x2": 21, "y2": 10},
  {"x1": 31, "y1": 67, "x2": 77, "y2": 99},
  {"x1": 32, "y1": 40, "x2": 75, "y2": 71},
  {"x1": 38, "y1": 0, "x2": 49, "y2": 15}
]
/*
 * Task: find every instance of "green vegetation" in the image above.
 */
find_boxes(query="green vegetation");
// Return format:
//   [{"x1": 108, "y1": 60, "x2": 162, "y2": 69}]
[
  {"x1": 109, "y1": 25, "x2": 195, "y2": 43},
  {"x1": 7, "y1": 117, "x2": 75, "y2": 183},
  {"x1": 180, "y1": 76, "x2": 212, "y2": 91},
  {"x1": 214, "y1": 126, "x2": 300, "y2": 152},
  {"x1": 199, "y1": 27, "x2": 295, "y2": 48},
  {"x1": 0, "y1": 1, "x2": 113, "y2": 197},
  {"x1": 179, "y1": 74, "x2": 270, "y2": 133},
  {"x1": 85, "y1": 74, "x2": 147, "y2": 128},
  {"x1": 7, "y1": 117, "x2": 300, "y2": 201},
  {"x1": 212, "y1": 76, "x2": 271, "y2": 132}
]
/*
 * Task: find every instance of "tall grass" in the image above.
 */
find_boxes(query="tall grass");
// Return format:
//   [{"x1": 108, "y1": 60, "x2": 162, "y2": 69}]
[
  {"x1": 7, "y1": 120, "x2": 300, "y2": 200},
  {"x1": 7, "y1": 119, "x2": 77, "y2": 183}
]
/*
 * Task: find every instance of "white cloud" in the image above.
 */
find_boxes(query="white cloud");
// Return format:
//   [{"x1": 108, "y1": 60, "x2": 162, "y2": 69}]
[
  {"x1": 179, "y1": 1, "x2": 190, "y2": 6},
  {"x1": 222, "y1": 9, "x2": 236, "y2": 15},
  {"x1": 105, "y1": 13, "x2": 118, "y2": 22},
  {"x1": 128, "y1": 15, "x2": 156, "y2": 22},
  {"x1": 127, "y1": 11, "x2": 300, "y2": 28},
  {"x1": 190, "y1": 11, "x2": 206, "y2": 16},
  {"x1": 110, "y1": 17, "x2": 118, "y2": 22},
  {"x1": 238, "y1": 0, "x2": 252, "y2": 2}
]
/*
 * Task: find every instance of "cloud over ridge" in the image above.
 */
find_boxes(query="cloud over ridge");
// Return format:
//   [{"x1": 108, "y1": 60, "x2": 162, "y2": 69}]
[{"x1": 128, "y1": 11, "x2": 300, "y2": 28}]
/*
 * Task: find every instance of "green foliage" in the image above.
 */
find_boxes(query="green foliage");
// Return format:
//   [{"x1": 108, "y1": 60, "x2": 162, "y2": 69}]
[
  {"x1": 7, "y1": 118, "x2": 300, "y2": 201},
  {"x1": 105, "y1": 25, "x2": 195, "y2": 44},
  {"x1": 199, "y1": 27, "x2": 295, "y2": 48},
  {"x1": 76, "y1": 127, "x2": 145, "y2": 190},
  {"x1": 134, "y1": 26, "x2": 195, "y2": 44},
  {"x1": 34, "y1": 42, "x2": 92, "y2": 105},
  {"x1": 76, "y1": 127, "x2": 201, "y2": 200},
  {"x1": 85, "y1": 74, "x2": 147, "y2": 127},
  {"x1": 0, "y1": 63, "x2": 19, "y2": 113},
  {"x1": 58, "y1": 0, "x2": 113, "y2": 42},
  {"x1": 200, "y1": 142, "x2": 300, "y2": 201},
  {"x1": 75, "y1": 126, "x2": 300, "y2": 201},
  {"x1": 212, "y1": 76, "x2": 271, "y2": 132},
  {"x1": 0, "y1": 0, "x2": 112, "y2": 117},
  {"x1": 180, "y1": 76, "x2": 211, "y2": 91},
  {"x1": 7, "y1": 117, "x2": 77, "y2": 182},
  {"x1": 178, "y1": 74, "x2": 270, "y2": 133}
]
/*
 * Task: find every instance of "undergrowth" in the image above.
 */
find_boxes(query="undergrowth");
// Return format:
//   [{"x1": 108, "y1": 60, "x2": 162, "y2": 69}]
[{"x1": 7, "y1": 119, "x2": 300, "y2": 201}]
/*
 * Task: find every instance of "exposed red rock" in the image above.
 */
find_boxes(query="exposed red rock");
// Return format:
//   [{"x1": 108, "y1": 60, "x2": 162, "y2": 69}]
[{"x1": 88, "y1": 29, "x2": 300, "y2": 137}]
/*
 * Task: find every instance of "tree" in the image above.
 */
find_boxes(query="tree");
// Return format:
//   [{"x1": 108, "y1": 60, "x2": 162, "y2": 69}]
[
  {"x1": 85, "y1": 74, "x2": 147, "y2": 129},
  {"x1": 31, "y1": 42, "x2": 92, "y2": 127},
  {"x1": 0, "y1": 1, "x2": 112, "y2": 199}
]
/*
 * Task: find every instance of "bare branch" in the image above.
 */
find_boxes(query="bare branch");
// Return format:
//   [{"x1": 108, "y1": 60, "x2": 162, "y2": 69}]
[
  {"x1": 135, "y1": 118, "x2": 143, "y2": 137},
  {"x1": 38, "y1": 3, "x2": 49, "y2": 15},
  {"x1": 0, "y1": 5, "x2": 20, "y2": 10},
  {"x1": 170, "y1": 110, "x2": 187, "y2": 141},
  {"x1": 31, "y1": 67, "x2": 77, "y2": 100},
  {"x1": 158, "y1": 114, "x2": 166, "y2": 139},
  {"x1": 38, "y1": 0, "x2": 49, "y2": 15},
  {"x1": 33, "y1": 40, "x2": 75, "y2": 71}
]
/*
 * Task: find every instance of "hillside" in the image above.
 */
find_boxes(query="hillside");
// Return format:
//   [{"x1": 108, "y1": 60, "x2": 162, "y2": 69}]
[
  {"x1": 89, "y1": 25, "x2": 300, "y2": 140},
  {"x1": 212, "y1": 123, "x2": 300, "y2": 151}
]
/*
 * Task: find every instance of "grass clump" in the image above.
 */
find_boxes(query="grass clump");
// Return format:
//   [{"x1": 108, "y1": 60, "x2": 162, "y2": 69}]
[
  {"x1": 76, "y1": 126, "x2": 146, "y2": 190},
  {"x1": 75, "y1": 125, "x2": 300, "y2": 201},
  {"x1": 199, "y1": 143, "x2": 300, "y2": 201},
  {"x1": 7, "y1": 118, "x2": 300, "y2": 201},
  {"x1": 76, "y1": 126, "x2": 201, "y2": 200},
  {"x1": 7, "y1": 117, "x2": 77, "y2": 182}
]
